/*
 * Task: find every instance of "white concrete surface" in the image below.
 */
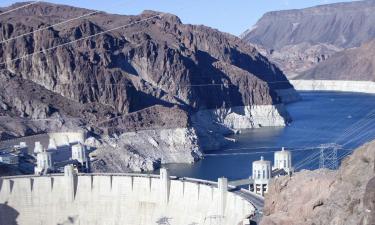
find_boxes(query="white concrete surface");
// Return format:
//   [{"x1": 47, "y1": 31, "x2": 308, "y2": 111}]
[
  {"x1": 251, "y1": 156, "x2": 271, "y2": 196},
  {"x1": 290, "y1": 80, "x2": 375, "y2": 94},
  {"x1": 48, "y1": 132, "x2": 85, "y2": 147},
  {"x1": 195, "y1": 104, "x2": 289, "y2": 130},
  {"x1": 0, "y1": 173, "x2": 255, "y2": 225},
  {"x1": 273, "y1": 147, "x2": 293, "y2": 174}
]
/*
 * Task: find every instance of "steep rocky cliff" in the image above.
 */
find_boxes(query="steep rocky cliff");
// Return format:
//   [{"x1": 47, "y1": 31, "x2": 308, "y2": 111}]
[
  {"x1": 261, "y1": 140, "x2": 375, "y2": 225},
  {"x1": 0, "y1": 2, "x2": 299, "y2": 172},
  {"x1": 242, "y1": 0, "x2": 375, "y2": 77},
  {"x1": 0, "y1": 2, "x2": 297, "y2": 137}
]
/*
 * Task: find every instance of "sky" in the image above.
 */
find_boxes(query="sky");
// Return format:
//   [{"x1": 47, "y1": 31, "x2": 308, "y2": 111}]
[{"x1": 0, "y1": 0, "x2": 358, "y2": 36}]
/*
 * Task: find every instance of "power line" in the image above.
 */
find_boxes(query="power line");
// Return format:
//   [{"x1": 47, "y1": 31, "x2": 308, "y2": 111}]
[
  {"x1": 0, "y1": 10, "x2": 101, "y2": 45},
  {"x1": 0, "y1": 14, "x2": 163, "y2": 66},
  {"x1": 0, "y1": 1, "x2": 40, "y2": 17},
  {"x1": 0, "y1": 0, "x2": 139, "y2": 45}
]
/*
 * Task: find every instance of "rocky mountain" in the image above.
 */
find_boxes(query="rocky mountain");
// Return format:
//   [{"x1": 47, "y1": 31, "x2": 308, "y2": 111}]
[
  {"x1": 0, "y1": 2, "x2": 298, "y2": 172},
  {"x1": 298, "y1": 39, "x2": 375, "y2": 81},
  {"x1": 241, "y1": 0, "x2": 375, "y2": 77},
  {"x1": 261, "y1": 140, "x2": 375, "y2": 225}
]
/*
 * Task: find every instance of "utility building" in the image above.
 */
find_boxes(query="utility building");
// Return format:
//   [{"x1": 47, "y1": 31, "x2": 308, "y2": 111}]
[
  {"x1": 34, "y1": 149, "x2": 54, "y2": 175},
  {"x1": 249, "y1": 147, "x2": 294, "y2": 197},
  {"x1": 71, "y1": 143, "x2": 89, "y2": 172},
  {"x1": 48, "y1": 138, "x2": 57, "y2": 151},
  {"x1": 273, "y1": 147, "x2": 293, "y2": 175},
  {"x1": 34, "y1": 142, "x2": 43, "y2": 155},
  {"x1": 250, "y1": 156, "x2": 271, "y2": 196},
  {"x1": 0, "y1": 153, "x2": 19, "y2": 165}
]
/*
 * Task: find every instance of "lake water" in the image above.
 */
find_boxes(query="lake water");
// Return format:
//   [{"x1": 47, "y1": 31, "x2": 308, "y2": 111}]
[{"x1": 164, "y1": 91, "x2": 375, "y2": 181}]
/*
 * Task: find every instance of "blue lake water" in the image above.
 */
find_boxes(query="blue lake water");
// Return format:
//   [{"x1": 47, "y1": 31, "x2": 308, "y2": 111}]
[{"x1": 164, "y1": 91, "x2": 375, "y2": 181}]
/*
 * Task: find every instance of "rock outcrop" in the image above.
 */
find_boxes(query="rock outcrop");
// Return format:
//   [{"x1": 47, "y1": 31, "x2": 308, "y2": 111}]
[
  {"x1": 0, "y1": 2, "x2": 298, "y2": 172},
  {"x1": 298, "y1": 39, "x2": 375, "y2": 82},
  {"x1": 261, "y1": 140, "x2": 375, "y2": 225},
  {"x1": 241, "y1": 0, "x2": 375, "y2": 77}
]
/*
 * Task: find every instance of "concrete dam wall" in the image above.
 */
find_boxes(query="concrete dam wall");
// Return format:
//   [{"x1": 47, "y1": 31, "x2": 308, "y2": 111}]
[{"x1": 0, "y1": 172, "x2": 255, "y2": 225}]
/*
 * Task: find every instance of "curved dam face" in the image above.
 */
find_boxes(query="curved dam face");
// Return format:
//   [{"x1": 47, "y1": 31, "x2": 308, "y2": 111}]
[{"x1": 0, "y1": 174, "x2": 255, "y2": 225}]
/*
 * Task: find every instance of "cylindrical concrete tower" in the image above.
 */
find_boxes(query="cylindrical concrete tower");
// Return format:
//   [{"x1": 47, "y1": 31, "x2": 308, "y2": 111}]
[
  {"x1": 48, "y1": 138, "x2": 57, "y2": 151},
  {"x1": 218, "y1": 177, "x2": 228, "y2": 216},
  {"x1": 72, "y1": 143, "x2": 89, "y2": 172},
  {"x1": 34, "y1": 149, "x2": 53, "y2": 175},
  {"x1": 250, "y1": 156, "x2": 271, "y2": 196},
  {"x1": 273, "y1": 147, "x2": 293, "y2": 173},
  {"x1": 34, "y1": 142, "x2": 43, "y2": 154},
  {"x1": 64, "y1": 165, "x2": 77, "y2": 202},
  {"x1": 253, "y1": 156, "x2": 271, "y2": 181},
  {"x1": 160, "y1": 168, "x2": 170, "y2": 205},
  {"x1": 72, "y1": 143, "x2": 87, "y2": 164}
]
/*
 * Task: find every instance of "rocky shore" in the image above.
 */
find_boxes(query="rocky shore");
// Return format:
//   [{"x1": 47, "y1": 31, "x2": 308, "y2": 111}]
[{"x1": 290, "y1": 80, "x2": 375, "y2": 94}]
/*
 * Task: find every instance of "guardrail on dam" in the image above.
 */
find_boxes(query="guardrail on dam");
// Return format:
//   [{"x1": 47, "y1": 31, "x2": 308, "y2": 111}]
[{"x1": 0, "y1": 169, "x2": 256, "y2": 225}]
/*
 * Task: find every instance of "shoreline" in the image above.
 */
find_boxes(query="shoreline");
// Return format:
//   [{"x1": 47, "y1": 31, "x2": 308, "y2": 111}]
[{"x1": 290, "y1": 80, "x2": 375, "y2": 94}]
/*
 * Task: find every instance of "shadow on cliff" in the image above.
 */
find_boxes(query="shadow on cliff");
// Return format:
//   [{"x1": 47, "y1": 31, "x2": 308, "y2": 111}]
[
  {"x1": 189, "y1": 50, "x2": 245, "y2": 110},
  {"x1": 228, "y1": 48, "x2": 291, "y2": 90},
  {"x1": 0, "y1": 202, "x2": 19, "y2": 225}
]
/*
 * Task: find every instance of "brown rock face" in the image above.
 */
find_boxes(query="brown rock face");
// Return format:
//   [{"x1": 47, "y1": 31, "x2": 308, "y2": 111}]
[
  {"x1": 0, "y1": 2, "x2": 295, "y2": 138},
  {"x1": 298, "y1": 39, "x2": 375, "y2": 82},
  {"x1": 361, "y1": 177, "x2": 375, "y2": 225},
  {"x1": 261, "y1": 141, "x2": 375, "y2": 225}
]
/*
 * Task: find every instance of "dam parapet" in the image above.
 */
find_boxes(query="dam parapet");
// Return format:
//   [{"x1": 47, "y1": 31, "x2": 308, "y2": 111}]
[{"x1": 0, "y1": 169, "x2": 255, "y2": 225}]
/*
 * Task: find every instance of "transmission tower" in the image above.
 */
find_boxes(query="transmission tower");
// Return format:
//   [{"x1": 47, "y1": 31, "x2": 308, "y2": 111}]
[{"x1": 319, "y1": 143, "x2": 341, "y2": 170}]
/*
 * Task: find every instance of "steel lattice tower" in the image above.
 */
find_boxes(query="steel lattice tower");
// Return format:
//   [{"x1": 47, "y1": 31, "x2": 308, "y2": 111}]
[{"x1": 319, "y1": 143, "x2": 340, "y2": 170}]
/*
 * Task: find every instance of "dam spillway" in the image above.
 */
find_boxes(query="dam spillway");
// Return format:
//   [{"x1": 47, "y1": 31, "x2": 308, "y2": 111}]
[{"x1": 0, "y1": 171, "x2": 255, "y2": 225}]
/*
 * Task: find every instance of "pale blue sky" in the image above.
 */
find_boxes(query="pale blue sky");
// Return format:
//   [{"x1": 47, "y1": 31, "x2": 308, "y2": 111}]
[{"x1": 0, "y1": 0, "x2": 358, "y2": 36}]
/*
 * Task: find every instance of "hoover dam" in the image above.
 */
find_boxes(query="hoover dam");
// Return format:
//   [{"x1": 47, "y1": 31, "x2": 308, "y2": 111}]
[{"x1": 0, "y1": 167, "x2": 256, "y2": 225}]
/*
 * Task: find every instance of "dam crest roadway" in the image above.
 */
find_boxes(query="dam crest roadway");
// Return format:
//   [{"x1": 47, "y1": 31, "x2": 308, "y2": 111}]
[{"x1": 0, "y1": 167, "x2": 262, "y2": 225}]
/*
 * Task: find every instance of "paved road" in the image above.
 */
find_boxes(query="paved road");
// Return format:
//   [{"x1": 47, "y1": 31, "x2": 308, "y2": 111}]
[
  {"x1": 231, "y1": 188, "x2": 264, "y2": 224},
  {"x1": 232, "y1": 189, "x2": 264, "y2": 210}
]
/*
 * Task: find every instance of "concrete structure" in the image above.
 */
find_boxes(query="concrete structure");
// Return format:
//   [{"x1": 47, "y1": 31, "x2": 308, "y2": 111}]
[
  {"x1": 218, "y1": 177, "x2": 228, "y2": 217},
  {"x1": 12, "y1": 142, "x2": 28, "y2": 155},
  {"x1": 159, "y1": 168, "x2": 170, "y2": 205},
  {"x1": 0, "y1": 172, "x2": 255, "y2": 225},
  {"x1": 250, "y1": 156, "x2": 271, "y2": 196},
  {"x1": 71, "y1": 143, "x2": 89, "y2": 171},
  {"x1": 47, "y1": 138, "x2": 57, "y2": 151},
  {"x1": 33, "y1": 142, "x2": 43, "y2": 154},
  {"x1": 48, "y1": 132, "x2": 85, "y2": 147},
  {"x1": 71, "y1": 143, "x2": 87, "y2": 164},
  {"x1": 273, "y1": 147, "x2": 293, "y2": 174},
  {"x1": 0, "y1": 153, "x2": 19, "y2": 165},
  {"x1": 34, "y1": 149, "x2": 54, "y2": 175},
  {"x1": 240, "y1": 148, "x2": 295, "y2": 197}
]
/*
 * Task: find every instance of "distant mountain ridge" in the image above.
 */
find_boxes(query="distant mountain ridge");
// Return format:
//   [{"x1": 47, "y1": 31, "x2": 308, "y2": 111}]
[
  {"x1": 241, "y1": 0, "x2": 375, "y2": 78},
  {"x1": 242, "y1": 0, "x2": 375, "y2": 49}
]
